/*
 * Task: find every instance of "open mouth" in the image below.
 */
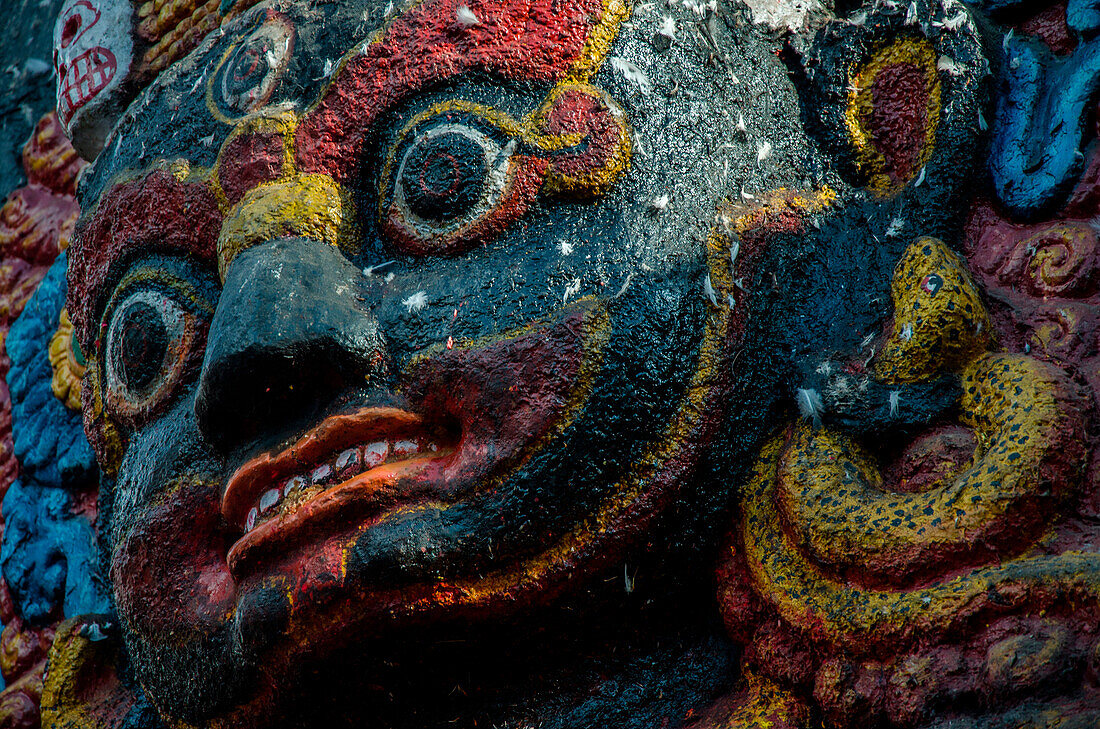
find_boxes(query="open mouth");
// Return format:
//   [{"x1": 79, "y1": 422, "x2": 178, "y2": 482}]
[
  {"x1": 57, "y1": 46, "x2": 117, "y2": 122},
  {"x1": 223, "y1": 407, "x2": 458, "y2": 571},
  {"x1": 221, "y1": 303, "x2": 606, "y2": 577}
]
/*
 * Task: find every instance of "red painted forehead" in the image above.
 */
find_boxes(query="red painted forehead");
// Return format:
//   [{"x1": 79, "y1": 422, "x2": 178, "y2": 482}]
[
  {"x1": 296, "y1": 0, "x2": 609, "y2": 181},
  {"x1": 69, "y1": 0, "x2": 614, "y2": 345}
]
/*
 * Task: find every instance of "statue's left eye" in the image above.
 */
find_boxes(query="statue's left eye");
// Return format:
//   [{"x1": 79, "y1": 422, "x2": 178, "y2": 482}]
[
  {"x1": 381, "y1": 118, "x2": 528, "y2": 255},
  {"x1": 103, "y1": 290, "x2": 201, "y2": 423}
]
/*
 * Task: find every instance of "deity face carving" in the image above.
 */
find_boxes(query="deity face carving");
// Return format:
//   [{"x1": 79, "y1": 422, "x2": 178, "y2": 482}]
[
  {"x1": 63, "y1": 0, "x2": 987, "y2": 722},
  {"x1": 66, "y1": 0, "x2": 817, "y2": 720},
  {"x1": 53, "y1": 0, "x2": 136, "y2": 158}
]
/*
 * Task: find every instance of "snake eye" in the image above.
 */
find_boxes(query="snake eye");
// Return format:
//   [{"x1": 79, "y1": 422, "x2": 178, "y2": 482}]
[
  {"x1": 104, "y1": 289, "x2": 202, "y2": 423},
  {"x1": 209, "y1": 10, "x2": 295, "y2": 121},
  {"x1": 920, "y1": 273, "x2": 943, "y2": 296},
  {"x1": 380, "y1": 112, "x2": 544, "y2": 256}
]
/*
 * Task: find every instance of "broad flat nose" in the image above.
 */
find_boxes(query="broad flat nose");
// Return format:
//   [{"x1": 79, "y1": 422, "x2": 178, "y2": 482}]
[{"x1": 195, "y1": 237, "x2": 387, "y2": 455}]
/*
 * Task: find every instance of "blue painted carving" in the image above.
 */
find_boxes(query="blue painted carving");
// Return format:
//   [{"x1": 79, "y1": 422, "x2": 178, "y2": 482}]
[
  {"x1": 965, "y1": 0, "x2": 1100, "y2": 33},
  {"x1": 989, "y1": 34, "x2": 1100, "y2": 218},
  {"x1": 0, "y1": 479, "x2": 108, "y2": 624},
  {"x1": 1, "y1": 253, "x2": 106, "y2": 625},
  {"x1": 6, "y1": 253, "x2": 96, "y2": 490}
]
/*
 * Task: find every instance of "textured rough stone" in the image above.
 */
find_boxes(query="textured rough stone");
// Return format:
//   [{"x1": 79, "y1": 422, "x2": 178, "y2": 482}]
[{"x1": 0, "y1": 0, "x2": 1094, "y2": 727}]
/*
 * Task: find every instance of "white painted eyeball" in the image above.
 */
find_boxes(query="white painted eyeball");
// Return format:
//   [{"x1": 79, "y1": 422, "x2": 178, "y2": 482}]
[
  {"x1": 103, "y1": 289, "x2": 199, "y2": 423},
  {"x1": 389, "y1": 122, "x2": 517, "y2": 238},
  {"x1": 376, "y1": 106, "x2": 550, "y2": 257}
]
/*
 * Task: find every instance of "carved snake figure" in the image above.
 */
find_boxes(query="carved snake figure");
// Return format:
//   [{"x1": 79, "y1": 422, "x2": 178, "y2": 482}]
[
  {"x1": 721, "y1": 238, "x2": 1096, "y2": 727},
  {"x1": 745, "y1": 238, "x2": 1091, "y2": 644}
]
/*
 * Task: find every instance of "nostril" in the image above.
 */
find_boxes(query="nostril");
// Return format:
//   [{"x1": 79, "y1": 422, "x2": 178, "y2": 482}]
[{"x1": 195, "y1": 238, "x2": 387, "y2": 456}]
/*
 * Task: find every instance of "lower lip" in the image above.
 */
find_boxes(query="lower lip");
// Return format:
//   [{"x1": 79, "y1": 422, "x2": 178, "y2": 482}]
[{"x1": 226, "y1": 450, "x2": 453, "y2": 576}]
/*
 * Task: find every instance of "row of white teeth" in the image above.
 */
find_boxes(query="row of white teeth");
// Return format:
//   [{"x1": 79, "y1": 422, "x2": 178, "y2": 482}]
[
  {"x1": 243, "y1": 437, "x2": 440, "y2": 532},
  {"x1": 60, "y1": 62, "x2": 113, "y2": 112}
]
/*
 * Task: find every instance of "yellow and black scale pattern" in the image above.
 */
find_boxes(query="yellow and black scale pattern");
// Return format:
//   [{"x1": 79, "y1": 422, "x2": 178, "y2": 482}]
[{"x1": 738, "y1": 237, "x2": 1094, "y2": 650}]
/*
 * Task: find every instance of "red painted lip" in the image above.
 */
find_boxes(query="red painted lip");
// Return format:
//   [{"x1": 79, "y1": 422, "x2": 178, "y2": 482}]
[
  {"x1": 222, "y1": 304, "x2": 602, "y2": 578},
  {"x1": 223, "y1": 407, "x2": 456, "y2": 574}
]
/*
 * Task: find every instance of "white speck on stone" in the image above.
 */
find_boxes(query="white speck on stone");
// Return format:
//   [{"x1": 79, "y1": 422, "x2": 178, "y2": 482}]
[
  {"x1": 703, "y1": 273, "x2": 718, "y2": 306},
  {"x1": 657, "y1": 16, "x2": 676, "y2": 39},
  {"x1": 914, "y1": 166, "x2": 926, "y2": 187},
  {"x1": 942, "y1": 11, "x2": 968, "y2": 31},
  {"x1": 741, "y1": 0, "x2": 828, "y2": 31},
  {"x1": 189, "y1": 67, "x2": 209, "y2": 93},
  {"x1": 886, "y1": 215, "x2": 905, "y2": 238},
  {"x1": 559, "y1": 240, "x2": 574, "y2": 255},
  {"x1": 736, "y1": 112, "x2": 747, "y2": 134},
  {"x1": 609, "y1": 57, "x2": 652, "y2": 94},
  {"x1": 796, "y1": 388, "x2": 824, "y2": 426},
  {"x1": 402, "y1": 291, "x2": 428, "y2": 313},
  {"x1": 888, "y1": 390, "x2": 901, "y2": 417},
  {"x1": 905, "y1": 0, "x2": 917, "y2": 25},
  {"x1": 563, "y1": 278, "x2": 581, "y2": 303},
  {"x1": 901, "y1": 323, "x2": 913, "y2": 342},
  {"x1": 200, "y1": 133, "x2": 216, "y2": 148},
  {"x1": 650, "y1": 193, "x2": 669, "y2": 212},
  {"x1": 681, "y1": 0, "x2": 716, "y2": 16},
  {"x1": 614, "y1": 272, "x2": 635, "y2": 298},
  {"x1": 756, "y1": 141, "x2": 772, "y2": 164},
  {"x1": 364, "y1": 260, "x2": 396, "y2": 276},
  {"x1": 456, "y1": 4, "x2": 479, "y2": 25},
  {"x1": 937, "y1": 56, "x2": 962, "y2": 76}
]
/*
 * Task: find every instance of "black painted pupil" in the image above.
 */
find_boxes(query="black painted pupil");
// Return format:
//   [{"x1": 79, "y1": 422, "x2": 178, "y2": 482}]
[
  {"x1": 118, "y1": 303, "x2": 169, "y2": 393},
  {"x1": 401, "y1": 131, "x2": 489, "y2": 222},
  {"x1": 226, "y1": 40, "x2": 269, "y2": 94}
]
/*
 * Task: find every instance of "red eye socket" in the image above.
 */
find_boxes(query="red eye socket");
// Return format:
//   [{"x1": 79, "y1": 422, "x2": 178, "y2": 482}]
[
  {"x1": 380, "y1": 120, "x2": 547, "y2": 257},
  {"x1": 104, "y1": 289, "x2": 203, "y2": 426},
  {"x1": 61, "y1": 15, "x2": 81, "y2": 46},
  {"x1": 57, "y1": 0, "x2": 101, "y2": 50}
]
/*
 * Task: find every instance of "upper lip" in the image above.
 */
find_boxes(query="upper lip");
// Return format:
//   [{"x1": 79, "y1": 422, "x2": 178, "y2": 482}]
[
  {"x1": 222, "y1": 406, "x2": 455, "y2": 548},
  {"x1": 220, "y1": 303, "x2": 604, "y2": 576}
]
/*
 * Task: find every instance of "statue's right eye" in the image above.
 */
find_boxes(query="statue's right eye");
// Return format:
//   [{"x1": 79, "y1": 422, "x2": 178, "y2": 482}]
[{"x1": 103, "y1": 289, "x2": 203, "y2": 424}]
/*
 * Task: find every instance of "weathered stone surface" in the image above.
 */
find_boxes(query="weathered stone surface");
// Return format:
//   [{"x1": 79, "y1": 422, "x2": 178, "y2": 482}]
[{"x1": 0, "y1": 0, "x2": 1095, "y2": 727}]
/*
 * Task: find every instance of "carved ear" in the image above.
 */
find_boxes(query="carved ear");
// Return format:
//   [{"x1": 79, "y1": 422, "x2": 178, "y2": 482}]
[{"x1": 789, "y1": 0, "x2": 989, "y2": 205}]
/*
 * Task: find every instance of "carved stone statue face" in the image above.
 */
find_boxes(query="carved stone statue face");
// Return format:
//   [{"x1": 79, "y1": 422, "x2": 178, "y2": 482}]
[
  {"x1": 67, "y1": 0, "x2": 818, "y2": 720},
  {"x1": 65, "y1": 0, "x2": 993, "y2": 722},
  {"x1": 53, "y1": 0, "x2": 135, "y2": 158}
]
